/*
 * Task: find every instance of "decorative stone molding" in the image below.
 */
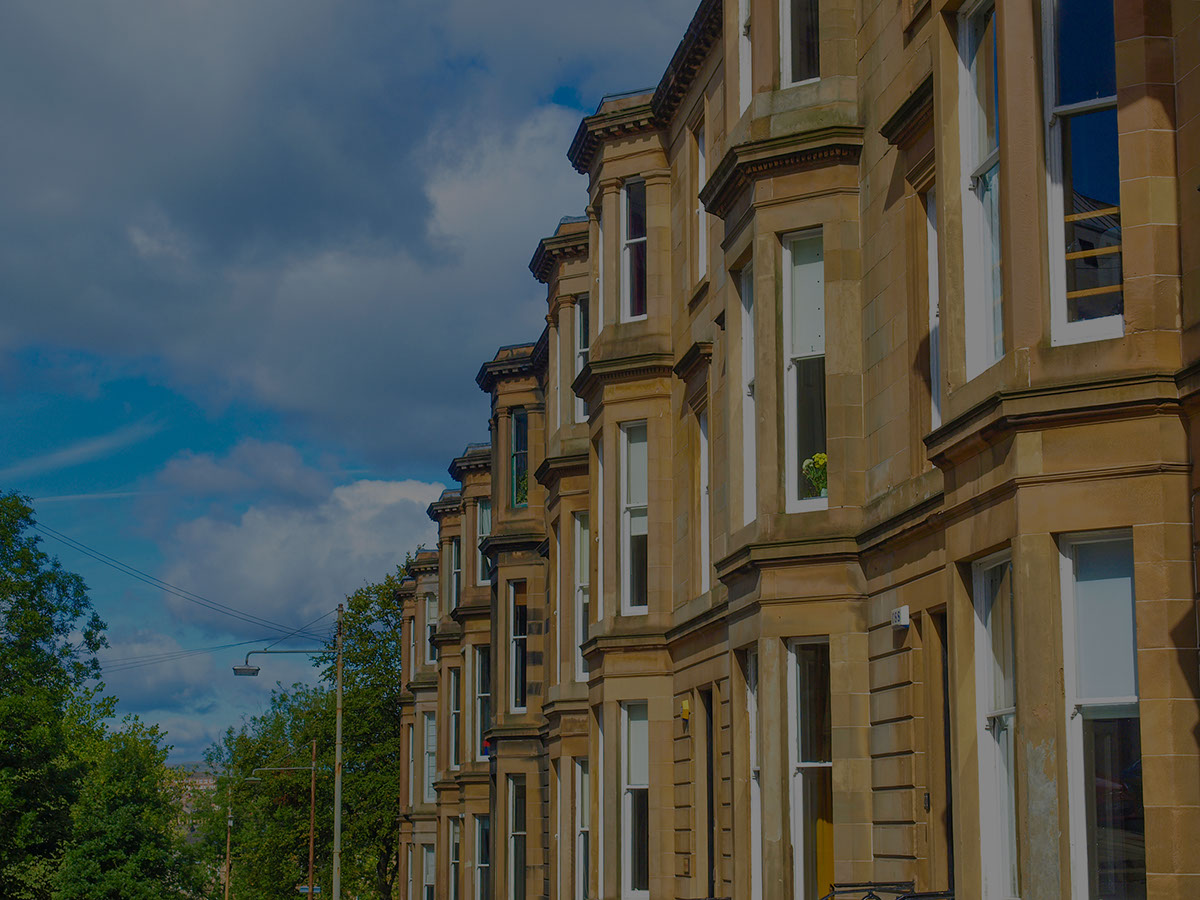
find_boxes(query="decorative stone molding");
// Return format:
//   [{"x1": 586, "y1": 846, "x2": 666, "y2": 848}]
[
  {"x1": 880, "y1": 74, "x2": 934, "y2": 148},
  {"x1": 699, "y1": 126, "x2": 865, "y2": 218},
  {"x1": 571, "y1": 351, "x2": 676, "y2": 404},
  {"x1": 567, "y1": 98, "x2": 657, "y2": 176},
  {"x1": 476, "y1": 342, "x2": 537, "y2": 393},
  {"x1": 650, "y1": 0, "x2": 722, "y2": 125},
  {"x1": 529, "y1": 218, "x2": 589, "y2": 284},
  {"x1": 448, "y1": 442, "x2": 491, "y2": 482}
]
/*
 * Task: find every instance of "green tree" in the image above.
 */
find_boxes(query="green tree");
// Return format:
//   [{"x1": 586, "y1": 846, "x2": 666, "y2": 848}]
[
  {"x1": 198, "y1": 567, "x2": 406, "y2": 899},
  {"x1": 54, "y1": 717, "x2": 201, "y2": 899},
  {"x1": 0, "y1": 492, "x2": 105, "y2": 899}
]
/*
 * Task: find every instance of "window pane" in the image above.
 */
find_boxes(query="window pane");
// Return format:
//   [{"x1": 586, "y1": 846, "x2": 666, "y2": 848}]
[
  {"x1": 1084, "y1": 716, "x2": 1145, "y2": 898},
  {"x1": 625, "y1": 182, "x2": 646, "y2": 240},
  {"x1": 1063, "y1": 108, "x2": 1123, "y2": 322},
  {"x1": 629, "y1": 515, "x2": 648, "y2": 609},
  {"x1": 984, "y1": 560, "x2": 1016, "y2": 711},
  {"x1": 977, "y1": 162, "x2": 1004, "y2": 359},
  {"x1": 1074, "y1": 539, "x2": 1137, "y2": 699},
  {"x1": 789, "y1": 236, "x2": 824, "y2": 358},
  {"x1": 512, "y1": 778, "x2": 526, "y2": 831},
  {"x1": 970, "y1": 6, "x2": 999, "y2": 156},
  {"x1": 625, "y1": 423, "x2": 648, "y2": 505},
  {"x1": 795, "y1": 356, "x2": 827, "y2": 500},
  {"x1": 628, "y1": 242, "x2": 647, "y2": 317},
  {"x1": 626, "y1": 702, "x2": 648, "y2": 784},
  {"x1": 578, "y1": 297, "x2": 590, "y2": 349},
  {"x1": 800, "y1": 767, "x2": 834, "y2": 900},
  {"x1": 796, "y1": 643, "x2": 831, "y2": 763},
  {"x1": 630, "y1": 788, "x2": 650, "y2": 891},
  {"x1": 1057, "y1": 0, "x2": 1116, "y2": 105},
  {"x1": 789, "y1": 0, "x2": 820, "y2": 83}
]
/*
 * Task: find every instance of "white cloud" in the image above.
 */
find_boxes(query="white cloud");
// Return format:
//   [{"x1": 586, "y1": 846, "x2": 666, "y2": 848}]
[
  {"x1": 157, "y1": 439, "x2": 332, "y2": 503},
  {"x1": 0, "y1": 419, "x2": 160, "y2": 481},
  {"x1": 159, "y1": 477, "x2": 443, "y2": 634}
]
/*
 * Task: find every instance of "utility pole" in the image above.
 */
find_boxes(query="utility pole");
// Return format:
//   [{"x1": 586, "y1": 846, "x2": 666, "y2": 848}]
[
  {"x1": 223, "y1": 784, "x2": 232, "y2": 900},
  {"x1": 333, "y1": 603, "x2": 344, "y2": 900},
  {"x1": 308, "y1": 739, "x2": 317, "y2": 897}
]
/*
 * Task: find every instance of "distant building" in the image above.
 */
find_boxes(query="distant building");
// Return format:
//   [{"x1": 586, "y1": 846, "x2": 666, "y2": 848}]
[
  {"x1": 172, "y1": 763, "x2": 217, "y2": 843},
  {"x1": 396, "y1": 1, "x2": 1200, "y2": 898}
]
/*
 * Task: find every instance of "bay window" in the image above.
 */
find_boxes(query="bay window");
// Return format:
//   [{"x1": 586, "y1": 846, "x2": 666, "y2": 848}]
[
  {"x1": 789, "y1": 641, "x2": 833, "y2": 900},
  {"x1": 694, "y1": 123, "x2": 707, "y2": 281},
  {"x1": 475, "y1": 815, "x2": 491, "y2": 900},
  {"x1": 960, "y1": 0, "x2": 1003, "y2": 378},
  {"x1": 1060, "y1": 534, "x2": 1142, "y2": 900},
  {"x1": 620, "y1": 422, "x2": 649, "y2": 614},
  {"x1": 450, "y1": 818, "x2": 462, "y2": 900},
  {"x1": 422, "y1": 844, "x2": 435, "y2": 900},
  {"x1": 476, "y1": 645, "x2": 492, "y2": 759},
  {"x1": 509, "y1": 775, "x2": 527, "y2": 900},
  {"x1": 740, "y1": 264, "x2": 756, "y2": 526},
  {"x1": 783, "y1": 231, "x2": 827, "y2": 510},
  {"x1": 576, "y1": 758, "x2": 591, "y2": 900},
  {"x1": 621, "y1": 181, "x2": 647, "y2": 320},
  {"x1": 450, "y1": 667, "x2": 461, "y2": 769},
  {"x1": 423, "y1": 711, "x2": 437, "y2": 804},
  {"x1": 575, "y1": 511, "x2": 591, "y2": 680},
  {"x1": 511, "y1": 409, "x2": 528, "y2": 507},
  {"x1": 973, "y1": 553, "x2": 1018, "y2": 900},
  {"x1": 426, "y1": 594, "x2": 438, "y2": 664},
  {"x1": 1044, "y1": 0, "x2": 1123, "y2": 344},
  {"x1": 477, "y1": 499, "x2": 491, "y2": 585},
  {"x1": 511, "y1": 581, "x2": 528, "y2": 712},
  {"x1": 622, "y1": 701, "x2": 650, "y2": 898},
  {"x1": 449, "y1": 537, "x2": 461, "y2": 611},
  {"x1": 781, "y1": 0, "x2": 819, "y2": 86},
  {"x1": 576, "y1": 296, "x2": 590, "y2": 422}
]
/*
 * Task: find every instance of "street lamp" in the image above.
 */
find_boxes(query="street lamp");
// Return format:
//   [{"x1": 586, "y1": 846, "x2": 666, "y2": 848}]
[{"x1": 232, "y1": 603, "x2": 344, "y2": 900}]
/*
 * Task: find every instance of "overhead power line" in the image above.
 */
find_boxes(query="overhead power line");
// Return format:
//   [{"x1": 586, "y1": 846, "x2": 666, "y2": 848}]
[{"x1": 32, "y1": 522, "x2": 327, "y2": 643}]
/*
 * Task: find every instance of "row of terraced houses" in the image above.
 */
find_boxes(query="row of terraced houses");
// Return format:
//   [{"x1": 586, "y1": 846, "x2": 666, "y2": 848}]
[{"x1": 391, "y1": 1, "x2": 1199, "y2": 899}]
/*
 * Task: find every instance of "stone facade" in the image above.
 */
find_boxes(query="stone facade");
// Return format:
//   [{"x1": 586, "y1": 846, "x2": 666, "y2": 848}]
[{"x1": 396, "y1": 1, "x2": 1200, "y2": 899}]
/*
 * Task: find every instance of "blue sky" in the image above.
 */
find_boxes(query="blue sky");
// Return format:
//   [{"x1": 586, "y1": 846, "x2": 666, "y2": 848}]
[{"x1": 1, "y1": 0, "x2": 697, "y2": 761}]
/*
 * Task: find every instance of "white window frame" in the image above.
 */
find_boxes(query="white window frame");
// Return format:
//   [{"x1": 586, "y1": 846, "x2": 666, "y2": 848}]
[
  {"x1": 508, "y1": 775, "x2": 527, "y2": 900},
  {"x1": 596, "y1": 439, "x2": 605, "y2": 622},
  {"x1": 698, "y1": 408, "x2": 711, "y2": 594},
  {"x1": 422, "y1": 843, "x2": 435, "y2": 900},
  {"x1": 780, "y1": 0, "x2": 821, "y2": 88},
  {"x1": 450, "y1": 817, "x2": 462, "y2": 900},
  {"x1": 694, "y1": 123, "x2": 707, "y2": 281},
  {"x1": 576, "y1": 757, "x2": 591, "y2": 900},
  {"x1": 475, "y1": 815, "x2": 490, "y2": 900},
  {"x1": 619, "y1": 421, "x2": 649, "y2": 616},
  {"x1": 738, "y1": 0, "x2": 753, "y2": 114},
  {"x1": 621, "y1": 700, "x2": 650, "y2": 900},
  {"x1": 575, "y1": 295, "x2": 590, "y2": 422},
  {"x1": 596, "y1": 209, "x2": 605, "y2": 335},
  {"x1": 740, "y1": 264, "x2": 756, "y2": 526},
  {"x1": 476, "y1": 499, "x2": 491, "y2": 585},
  {"x1": 620, "y1": 180, "x2": 648, "y2": 323},
  {"x1": 782, "y1": 230, "x2": 828, "y2": 514},
  {"x1": 510, "y1": 582, "x2": 528, "y2": 713},
  {"x1": 747, "y1": 649, "x2": 763, "y2": 900},
  {"x1": 450, "y1": 537, "x2": 461, "y2": 611},
  {"x1": 786, "y1": 639, "x2": 833, "y2": 900},
  {"x1": 1059, "y1": 530, "x2": 1139, "y2": 900},
  {"x1": 450, "y1": 667, "x2": 462, "y2": 769},
  {"x1": 597, "y1": 707, "x2": 606, "y2": 899},
  {"x1": 927, "y1": 188, "x2": 942, "y2": 430},
  {"x1": 407, "y1": 843, "x2": 414, "y2": 900},
  {"x1": 423, "y1": 711, "x2": 437, "y2": 804},
  {"x1": 425, "y1": 593, "x2": 438, "y2": 665},
  {"x1": 408, "y1": 610, "x2": 416, "y2": 680},
  {"x1": 972, "y1": 550, "x2": 1019, "y2": 900},
  {"x1": 1042, "y1": 0, "x2": 1123, "y2": 346},
  {"x1": 575, "y1": 511, "x2": 591, "y2": 681},
  {"x1": 476, "y1": 645, "x2": 491, "y2": 761},
  {"x1": 959, "y1": 0, "x2": 1004, "y2": 379},
  {"x1": 407, "y1": 722, "x2": 415, "y2": 806}
]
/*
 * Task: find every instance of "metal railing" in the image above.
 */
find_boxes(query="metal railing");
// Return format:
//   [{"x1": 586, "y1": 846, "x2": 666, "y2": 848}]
[{"x1": 818, "y1": 883, "x2": 953, "y2": 900}]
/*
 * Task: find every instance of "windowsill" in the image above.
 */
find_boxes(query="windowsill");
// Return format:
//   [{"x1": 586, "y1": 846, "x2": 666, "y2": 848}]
[
  {"x1": 688, "y1": 276, "x2": 710, "y2": 309},
  {"x1": 620, "y1": 314, "x2": 649, "y2": 325},
  {"x1": 785, "y1": 496, "x2": 829, "y2": 515},
  {"x1": 1050, "y1": 314, "x2": 1124, "y2": 347},
  {"x1": 619, "y1": 606, "x2": 650, "y2": 617},
  {"x1": 780, "y1": 75, "x2": 821, "y2": 91}
]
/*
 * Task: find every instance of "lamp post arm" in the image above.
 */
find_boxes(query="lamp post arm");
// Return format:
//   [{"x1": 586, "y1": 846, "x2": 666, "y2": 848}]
[{"x1": 242, "y1": 648, "x2": 324, "y2": 664}]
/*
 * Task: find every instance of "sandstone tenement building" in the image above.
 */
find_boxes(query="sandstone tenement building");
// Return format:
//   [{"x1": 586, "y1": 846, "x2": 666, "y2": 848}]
[{"x1": 396, "y1": 1, "x2": 1200, "y2": 898}]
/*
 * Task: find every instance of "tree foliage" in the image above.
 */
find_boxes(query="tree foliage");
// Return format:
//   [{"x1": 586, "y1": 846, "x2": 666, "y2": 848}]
[
  {"x1": 197, "y1": 568, "x2": 406, "y2": 899},
  {"x1": 0, "y1": 492, "x2": 200, "y2": 898}
]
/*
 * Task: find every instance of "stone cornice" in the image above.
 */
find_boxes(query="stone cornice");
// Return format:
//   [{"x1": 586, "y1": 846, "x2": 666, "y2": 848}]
[
  {"x1": 408, "y1": 549, "x2": 439, "y2": 576},
  {"x1": 448, "y1": 442, "x2": 491, "y2": 482},
  {"x1": 567, "y1": 99, "x2": 657, "y2": 175},
  {"x1": 426, "y1": 489, "x2": 461, "y2": 521},
  {"x1": 699, "y1": 126, "x2": 865, "y2": 218},
  {"x1": 531, "y1": 325, "x2": 549, "y2": 374},
  {"x1": 476, "y1": 342, "x2": 537, "y2": 393},
  {"x1": 571, "y1": 351, "x2": 676, "y2": 402},
  {"x1": 479, "y1": 530, "x2": 546, "y2": 558},
  {"x1": 673, "y1": 340, "x2": 713, "y2": 382},
  {"x1": 880, "y1": 74, "x2": 934, "y2": 147},
  {"x1": 529, "y1": 222, "x2": 589, "y2": 284},
  {"x1": 534, "y1": 451, "x2": 588, "y2": 489},
  {"x1": 650, "y1": 0, "x2": 722, "y2": 125}
]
